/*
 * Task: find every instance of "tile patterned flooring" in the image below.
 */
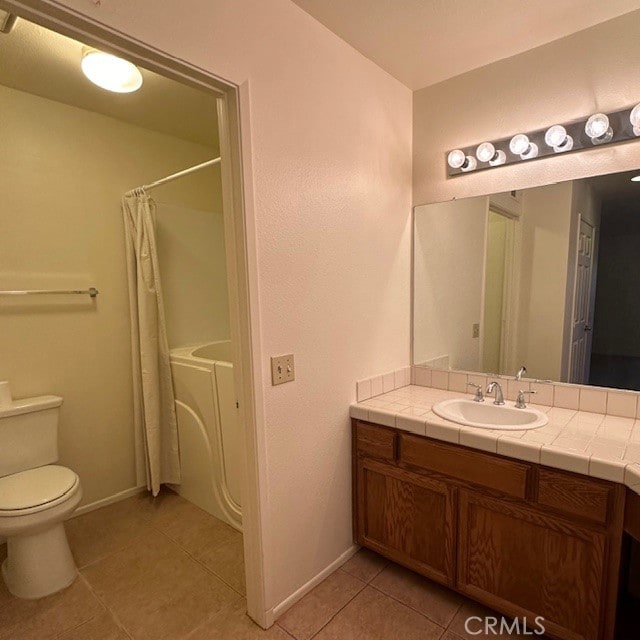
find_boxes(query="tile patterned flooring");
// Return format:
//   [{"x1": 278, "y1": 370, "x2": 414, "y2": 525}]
[{"x1": 1, "y1": 489, "x2": 550, "y2": 639}]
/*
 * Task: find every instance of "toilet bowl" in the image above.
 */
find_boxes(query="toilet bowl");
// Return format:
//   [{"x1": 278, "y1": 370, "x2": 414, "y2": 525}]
[
  {"x1": 0, "y1": 386, "x2": 82, "y2": 599},
  {"x1": 0, "y1": 465, "x2": 82, "y2": 599}
]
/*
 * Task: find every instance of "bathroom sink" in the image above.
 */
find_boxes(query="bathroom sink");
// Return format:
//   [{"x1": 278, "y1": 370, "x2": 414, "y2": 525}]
[{"x1": 432, "y1": 399, "x2": 548, "y2": 430}]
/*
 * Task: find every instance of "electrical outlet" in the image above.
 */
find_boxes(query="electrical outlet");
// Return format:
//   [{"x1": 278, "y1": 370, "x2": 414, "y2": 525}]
[
  {"x1": 271, "y1": 354, "x2": 295, "y2": 385},
  {"x1": 472, "y1": 323, "x2": 480, "y2": 338}
]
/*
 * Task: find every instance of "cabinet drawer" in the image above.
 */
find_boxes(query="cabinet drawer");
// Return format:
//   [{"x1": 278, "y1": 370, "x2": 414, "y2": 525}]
[
  {"x1": 355, "y1": 422, "x2": 396, "y2": 462},
  {"x1": 399, "y1": 434, "x2": 530, "y2": 499},
  {"x1": 536, "y1": 467, "x2": 612, "y2": 525}
]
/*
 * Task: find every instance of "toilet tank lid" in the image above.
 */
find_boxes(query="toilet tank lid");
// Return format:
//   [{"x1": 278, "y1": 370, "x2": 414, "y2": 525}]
[{"x1": 0, "y1": 395, "x2": 63, "y2": 418}]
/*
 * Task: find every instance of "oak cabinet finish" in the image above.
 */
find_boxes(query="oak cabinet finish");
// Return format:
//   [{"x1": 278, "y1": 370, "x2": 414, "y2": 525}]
[
  {"x1": 458, "y1": 490, "x2": 605, "y2": 640},
  {"x1": 357, "y1": 457, "x2": 456, "y2": 585},
  {"x1": 352, "y1": 420, "x2": 625, "y2": 640}
]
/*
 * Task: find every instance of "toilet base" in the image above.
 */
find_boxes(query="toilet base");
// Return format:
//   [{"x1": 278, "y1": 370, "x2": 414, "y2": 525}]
[{"x1": 2, "y1": 522, "x2": 77, "y2": 599}]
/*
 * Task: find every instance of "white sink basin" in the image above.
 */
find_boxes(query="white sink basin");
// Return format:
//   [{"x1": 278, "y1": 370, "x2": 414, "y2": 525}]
[{"x1": 432, "y1": 398, "x2": 548, "y2": 430}]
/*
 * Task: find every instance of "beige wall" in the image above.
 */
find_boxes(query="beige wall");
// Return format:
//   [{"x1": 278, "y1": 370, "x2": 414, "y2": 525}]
[
  {"x1": 413, "y1": 10, "x2": 640, "y2": 206},
  {"x1": 155, "y1": 187, "x2": 231, "y2": 349},
  {"x1": 413, "y1": 197, "x2": 487, "y2": 371},
  {"x1": 0, "y1": 84, "x2": 219, "y2": 505},
  {"x1": 52, "y1": 0, "x2": 413, "y2": 615}
]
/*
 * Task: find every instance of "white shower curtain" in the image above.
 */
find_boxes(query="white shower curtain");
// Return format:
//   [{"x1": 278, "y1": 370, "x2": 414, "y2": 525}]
[{"x1": 122, "y1": 191, "x2": 180, "y2": 496}]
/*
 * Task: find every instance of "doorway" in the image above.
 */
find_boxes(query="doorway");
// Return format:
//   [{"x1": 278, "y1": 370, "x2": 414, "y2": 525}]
[
  {"x1": 482, "y1": 208, "x2": 518, "y2": 375},
  {"x1": 0, "y1": 0, "x2": 264, "y2": 628}
]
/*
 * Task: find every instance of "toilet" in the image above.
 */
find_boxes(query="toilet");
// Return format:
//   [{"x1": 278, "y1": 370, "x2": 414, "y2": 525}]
[{"x1": 0, "y1": 385, "x2": 82, "y2": 599}]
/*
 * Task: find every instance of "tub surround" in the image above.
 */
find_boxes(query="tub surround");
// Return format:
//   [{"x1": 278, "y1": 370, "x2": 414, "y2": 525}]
[{"x1": 355, "y1": 363, "x2": 640, "y2": 491}]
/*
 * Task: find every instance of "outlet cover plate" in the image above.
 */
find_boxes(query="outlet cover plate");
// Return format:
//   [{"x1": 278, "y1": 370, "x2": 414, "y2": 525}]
[{"x1": 271, "y1": 354, "x2": 295, "y2": 385}]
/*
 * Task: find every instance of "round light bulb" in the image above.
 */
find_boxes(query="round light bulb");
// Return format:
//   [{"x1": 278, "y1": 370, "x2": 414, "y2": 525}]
[
  {"x1": 476, "y1": 142, "x2": 496, "y2": 163},
  {"x1": 447, "y1": 149, "x2": 466, "y2": 169},
  {"x1": 585, "y1": 113, "x2": 610, "y2": 139},
  {"x1": 553, "y1": 135, "x2": 573, "y2": 153},
  {"x1": 509, "y1": 134, "x2": 530, "y2": 156},
  {"x1": 81, "y1": 49, "x2": 143, "y2": 93},
  {"x1": 630, "y1": 104, "x2": 640, "y2": 136},
  {"x1": 545, "y1": 125, "x2": 567, "y2": 148},
  {"x1": 489, "y1": 150, "x2": 506, "y2": 166},
  {"x1": 521, "y1": 142, "x2": 538, "y2": 160},
  {"x1": 460, "y1": 156, "x2": 477, "y2": 172}
]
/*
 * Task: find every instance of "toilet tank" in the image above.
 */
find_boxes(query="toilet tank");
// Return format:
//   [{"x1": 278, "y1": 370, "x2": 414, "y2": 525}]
[{"x1": 0, "y1": 396, "x2": 63, "y2": 478}]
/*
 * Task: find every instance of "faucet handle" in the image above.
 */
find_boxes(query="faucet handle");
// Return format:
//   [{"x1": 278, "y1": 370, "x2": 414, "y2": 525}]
[
  {"x1": 467, "y1": 382, "x2": 484, "y2": 402},
  {"x1": 515, "y1": 389, "x2": 536, "y2": 409}
]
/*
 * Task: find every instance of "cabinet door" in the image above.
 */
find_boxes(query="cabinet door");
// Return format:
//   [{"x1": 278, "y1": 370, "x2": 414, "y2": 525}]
[
  {"x1": 356, "y1": 457, "x2": 456, "y2": 586},
  {"x1": 458, "y1": 490, "x2": 606, "y2": 640}
]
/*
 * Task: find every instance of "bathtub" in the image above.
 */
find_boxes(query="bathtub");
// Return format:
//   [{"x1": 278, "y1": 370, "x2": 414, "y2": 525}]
[{"x1": 169, "y1": 340, "x2": 242, "y2": 531}]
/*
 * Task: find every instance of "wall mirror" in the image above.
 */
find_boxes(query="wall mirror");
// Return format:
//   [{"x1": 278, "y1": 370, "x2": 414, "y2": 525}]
[{"x1": 412, "y1": 168, "x2": 640, "y2": 391}]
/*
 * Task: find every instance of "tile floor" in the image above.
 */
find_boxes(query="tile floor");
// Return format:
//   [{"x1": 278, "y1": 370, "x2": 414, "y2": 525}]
[{"x1": 0, "y1": 489, "x2": 587, "y2": 639}]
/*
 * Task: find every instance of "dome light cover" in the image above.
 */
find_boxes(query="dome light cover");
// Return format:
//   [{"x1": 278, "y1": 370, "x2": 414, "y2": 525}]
[{"x1": 81, "y1": 49, "x2": 143, "y2": 93}]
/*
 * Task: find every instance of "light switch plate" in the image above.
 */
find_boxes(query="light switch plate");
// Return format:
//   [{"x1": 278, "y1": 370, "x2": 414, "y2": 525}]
[
  {"x1": 271, "y1": 354, "x2": 295, "y2": 385},
  {"x1": 472, "y1": 323, "x2": 480, "y2": 338}
]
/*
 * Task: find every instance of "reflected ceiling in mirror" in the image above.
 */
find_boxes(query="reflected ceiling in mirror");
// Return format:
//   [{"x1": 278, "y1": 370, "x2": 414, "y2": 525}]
[{"x1": 412, "y1": 168, "x2": 640, "y2": 392}]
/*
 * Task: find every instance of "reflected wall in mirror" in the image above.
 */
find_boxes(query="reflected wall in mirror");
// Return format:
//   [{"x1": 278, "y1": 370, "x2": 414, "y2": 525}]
[{"x1": 413, "y1": 168, "x2": 640, "y2": 391}]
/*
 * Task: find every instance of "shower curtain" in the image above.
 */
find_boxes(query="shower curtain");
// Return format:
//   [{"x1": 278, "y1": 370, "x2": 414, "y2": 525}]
[{"x1": 122, "y1": 191, "x2": 180, "y2": 496}]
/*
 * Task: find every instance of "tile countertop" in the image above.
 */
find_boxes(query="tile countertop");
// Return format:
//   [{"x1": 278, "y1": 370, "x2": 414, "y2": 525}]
[{"x1": 350, "y1": 384, "x2": 640, "y2": 494}]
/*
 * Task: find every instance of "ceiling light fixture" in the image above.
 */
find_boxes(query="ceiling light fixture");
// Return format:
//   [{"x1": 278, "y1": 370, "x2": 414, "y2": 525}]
[
  {"x1": 631, "y1": 175, "x2": 640, "y2": 182},
  {"x1": 81, "y1": 48, "x2": 143, "y2": 93}
]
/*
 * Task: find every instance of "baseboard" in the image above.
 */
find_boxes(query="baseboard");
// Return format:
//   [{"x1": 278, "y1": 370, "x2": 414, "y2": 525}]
[
  {"x1": 73, "y1": 484, "x2": 147, "y2": 517},
  {"x1": 268, "y1": 544, "x2": 360, "y2": 623}
]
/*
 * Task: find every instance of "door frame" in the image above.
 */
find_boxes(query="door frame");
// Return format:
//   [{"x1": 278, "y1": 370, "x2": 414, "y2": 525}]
[
  {"x1": 0, "y1": 0, "x2": 269, "y2": 627},
  {"x1": 479, "y1": 203, "x2": 522, "y2": 376}
]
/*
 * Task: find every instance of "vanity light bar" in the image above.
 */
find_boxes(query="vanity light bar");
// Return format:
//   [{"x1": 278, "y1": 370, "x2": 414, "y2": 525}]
[{"x1": 446, "y1": 104, "x2": 640, "y2": 177}]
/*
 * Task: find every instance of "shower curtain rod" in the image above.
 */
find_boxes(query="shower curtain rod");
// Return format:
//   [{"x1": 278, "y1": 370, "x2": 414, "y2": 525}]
[{"x1": 124, "y1": 157, "x2": 221, "y2": 196}]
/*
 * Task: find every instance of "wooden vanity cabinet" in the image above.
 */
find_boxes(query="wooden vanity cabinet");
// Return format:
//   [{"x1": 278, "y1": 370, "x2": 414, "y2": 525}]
[{"x1": 352, "y1": 420, "x2": 626, "y2": 640}]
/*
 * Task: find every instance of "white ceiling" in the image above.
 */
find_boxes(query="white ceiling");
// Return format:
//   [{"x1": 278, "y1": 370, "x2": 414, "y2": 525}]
[
  {"x1": 0, "y1": 18, "x2": 219, "y2": 149},
  {"x1": 291, "y1": 0, "x2": 640, "y2": 90}
]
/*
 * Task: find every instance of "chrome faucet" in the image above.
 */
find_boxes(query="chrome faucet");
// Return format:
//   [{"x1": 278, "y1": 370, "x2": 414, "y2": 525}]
[
  {"x1": 467, "y1": 382, "x2": 484, "y2": 402},
  {"x1": 516, "y1": 365, "x2": 527, "y2": 381},
  {"x1": 486, "y1": 381, "x2": 505, "y2": 405},
  {"x1": 515, "y1": 389, "x2": 537, "y2": 409}
]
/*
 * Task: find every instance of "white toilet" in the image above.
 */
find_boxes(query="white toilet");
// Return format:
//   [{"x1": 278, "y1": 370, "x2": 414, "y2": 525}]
[{"x1": 0, "y1": 386, "x2": 82, "y2": 599}]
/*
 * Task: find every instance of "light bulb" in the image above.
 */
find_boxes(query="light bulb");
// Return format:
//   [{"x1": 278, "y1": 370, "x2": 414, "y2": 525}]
[
  {"x1": 631, "y1": 175, "x2": 640, "y2": 182},
  {"x1": 545, "y1": 125, "x2": 567, "y2": 148},
  {"x1": 585, "y1": 113, "x2": 612, "y2": 143},
  {"x1": 489, "y1": 150, "x2": 506, "y2": 166},
  {"x1": 476, "y1": 142, "x2": 496, "y2": 163},
  {"x1": 509, "y1": 134, "x2": 530, "y2": 156},
  {"x1": 81, "y1": 49, "x2": 143, "y2": 93},
  {"x1": 630, "y1": 104, "x2": 640, "y2": 137},
  {"x1": 545, "y1": 125, "x2": 573, "y2": 152},
  {"x1": 509, "y1": 134, "x2": 537, "y2": 159},
  {"x1": 447, "y1": 149, "x2": 466, "y2": 169},
  {"x1": 460, "y1": 156, "x2": 477, "y2": 172}
]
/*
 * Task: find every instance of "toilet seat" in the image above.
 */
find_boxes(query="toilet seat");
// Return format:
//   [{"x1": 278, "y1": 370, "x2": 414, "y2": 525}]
[{"x1": 0, "y1": 465, "x2": 80, "y2": 516}]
